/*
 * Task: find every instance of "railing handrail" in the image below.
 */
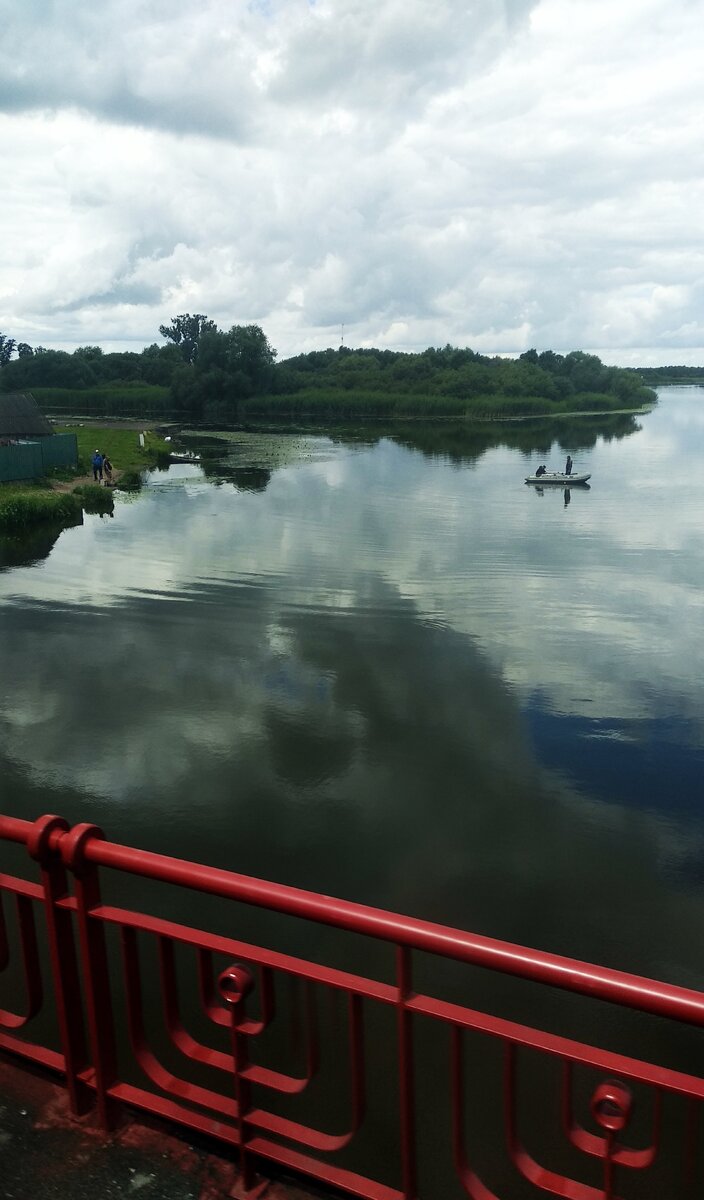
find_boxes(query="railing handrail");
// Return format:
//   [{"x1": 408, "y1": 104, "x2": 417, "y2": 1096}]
[{"x1": 3, "y1": 811, "x2": 704, "y2": 1027}]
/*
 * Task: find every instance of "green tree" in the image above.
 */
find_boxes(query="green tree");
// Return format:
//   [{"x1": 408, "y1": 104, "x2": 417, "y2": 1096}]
[
  {"x1": 610, "y1": 368, "x2": 645, "y2": 402},
  {"x1": 537, "y1": 350, "x2": 564, "y2": 373},
  {"x1": 0, "y1": 335, "x2": 16, "y2": 367},
  {"x1": 226, "y1": 324, "x2": 277, "y2": 391},
  {"x1": 140, "y1": 342, "x2": 184, "y2": 386},
  {"x1": 169, "y1": 365, "x2": 201, "y2": 416},
  {"x1": 197, "y1": 324, "x2": 277, "y2": 396},
  {"x1": 562, "y1": 351, "x2": 608, "y2": 393},
  {"x1": 1, "y1": 348, "x2": 96, "y2": 389},
  {"x1": 159, "y1": 313, "x2": 218, "y2": 364}
]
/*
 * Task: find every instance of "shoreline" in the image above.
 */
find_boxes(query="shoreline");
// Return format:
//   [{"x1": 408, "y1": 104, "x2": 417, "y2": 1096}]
[
  {"x1": 53, "y1": 403, "x2": 654, "y2": 431},
  {"x1": 51, "y1": 468, "x2": 125, "y2": 493},
  {"x1": 0, "y1": 426, "x2": 168, "y2": 533}
]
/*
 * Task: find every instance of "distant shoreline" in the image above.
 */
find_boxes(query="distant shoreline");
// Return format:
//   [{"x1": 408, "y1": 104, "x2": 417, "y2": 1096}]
[{"x1": 53, "y1": 402, "x2": 655, "y2": 430}]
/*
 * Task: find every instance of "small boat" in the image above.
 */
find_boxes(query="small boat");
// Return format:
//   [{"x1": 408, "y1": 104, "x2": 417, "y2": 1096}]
[
  {"x1": 168, "y1": 450, "x2": 201, "y2": 463},
  {"x1": 525, "y1": 471, "x2": 590, "y2": 485}
]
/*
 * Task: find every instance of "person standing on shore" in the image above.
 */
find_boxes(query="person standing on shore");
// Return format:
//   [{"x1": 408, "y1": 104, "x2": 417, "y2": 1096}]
[
  {"x1": 92, "y1": 450, "x2": 103, "y2": 482},
  {"x1": 103, "y1": 454, "x2": 113, "y2": 486}
]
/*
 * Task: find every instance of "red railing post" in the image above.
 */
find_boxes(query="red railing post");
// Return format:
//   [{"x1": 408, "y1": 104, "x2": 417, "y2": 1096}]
[
  {"x1": 396, "y1": 946, "x2": 417, "y2": 1199},
  {"x1": 219, "y1": 963, "x2": 257, "y2": 1193},
  {"x1": 60, "y1": 823, "x2": 118, "y2": 1129},
  {"x1": 684, "y1": 1097, "x2": 699, "y2": 1196},
  {"x1": 590, "y1": 1080, "x2": 632, "y2": 1200},
  {"x1": 27, "y1": 814, "x2": 91, "y2": 1117}
]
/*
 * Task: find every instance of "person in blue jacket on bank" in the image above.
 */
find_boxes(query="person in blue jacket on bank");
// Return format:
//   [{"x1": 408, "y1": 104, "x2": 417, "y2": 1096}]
[{"x1": 92, "y1": 450, "x2": 103, "y2": 482}]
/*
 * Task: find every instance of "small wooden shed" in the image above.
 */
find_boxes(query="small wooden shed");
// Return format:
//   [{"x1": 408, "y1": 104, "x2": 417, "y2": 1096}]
[
  {"x1": 0, "y1": 392, "x2": 77, "y2": 481},
  {"x1": 0, "y1": 392, "x2": 54, "y2": 441}
]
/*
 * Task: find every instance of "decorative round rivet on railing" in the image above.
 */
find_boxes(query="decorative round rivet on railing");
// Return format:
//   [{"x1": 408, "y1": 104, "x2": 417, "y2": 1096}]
[
  {"x1": 217, "y1": 963, "x2": 254, "y2": 1008},
  {"x1": 27, "y1": 814, "x2": 69, "y2": 864},
  {"x1": 591, "y1": 1080, "x2": 632, "y2": 1133}
]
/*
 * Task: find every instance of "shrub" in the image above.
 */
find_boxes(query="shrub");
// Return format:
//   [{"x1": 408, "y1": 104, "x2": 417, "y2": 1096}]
[
  {"x1": 0, "y1": 488, "x2": 80, "y2": 531},
  {"x1": 73, "y1": 484, "x2": 114, "y2": 514}
]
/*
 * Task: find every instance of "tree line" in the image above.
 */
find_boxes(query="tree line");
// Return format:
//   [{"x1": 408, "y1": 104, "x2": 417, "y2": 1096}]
[
  {"x1": 629, "y1": 365, "x2": 704, "y2": 384},
  {"x1": 0, "y1": 316, "x2": 656, "y2": 421}
]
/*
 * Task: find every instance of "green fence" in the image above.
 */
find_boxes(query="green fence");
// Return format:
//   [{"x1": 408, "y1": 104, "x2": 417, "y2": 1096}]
[
  {"x1": 0, "y1": 442, "x2": 44, "y2": 483},
  {"x1": 0, "y1": 434, "x2": 78, "y2": 483},
  {"x1": 37, "y1": 433, "x2": 78, "y2": 471}
]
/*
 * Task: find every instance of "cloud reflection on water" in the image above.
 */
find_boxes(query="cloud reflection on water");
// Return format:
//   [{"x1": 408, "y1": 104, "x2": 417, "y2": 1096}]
[{"x1": 1, "y1": 389, "x2": 703, "y2": 987}]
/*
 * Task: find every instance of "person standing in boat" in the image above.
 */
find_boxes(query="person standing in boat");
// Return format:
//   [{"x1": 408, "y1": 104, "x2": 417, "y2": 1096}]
[{"x1": 565, "y1": 454, "x2": 573, "y2": 476}]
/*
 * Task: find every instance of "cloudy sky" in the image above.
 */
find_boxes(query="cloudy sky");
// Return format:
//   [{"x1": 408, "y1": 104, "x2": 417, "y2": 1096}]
[{"x1": 1, "y1": 0, "x2": 703, "y2": 364}]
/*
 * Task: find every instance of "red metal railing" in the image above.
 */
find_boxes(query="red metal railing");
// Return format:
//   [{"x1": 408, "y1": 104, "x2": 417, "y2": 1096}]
[{"x1": 1, "y1": 811, "x2": 703, "y2": 1198}]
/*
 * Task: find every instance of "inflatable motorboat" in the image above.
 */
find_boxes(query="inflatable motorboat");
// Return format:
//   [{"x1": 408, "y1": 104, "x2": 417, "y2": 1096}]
[{"x1": 525, "y1": 471, "x2": 591, "y2": 485}]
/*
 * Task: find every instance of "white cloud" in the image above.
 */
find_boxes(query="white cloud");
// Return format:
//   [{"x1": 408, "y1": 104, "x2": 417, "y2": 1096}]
[{"x1": 1, "y1": 0, "x2": 703, "y2": 361}]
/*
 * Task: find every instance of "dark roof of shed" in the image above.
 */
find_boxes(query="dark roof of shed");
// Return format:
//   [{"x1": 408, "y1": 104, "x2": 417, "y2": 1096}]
[{"x1": 0, "y1": 392, "x2": 54, "y2": 438}]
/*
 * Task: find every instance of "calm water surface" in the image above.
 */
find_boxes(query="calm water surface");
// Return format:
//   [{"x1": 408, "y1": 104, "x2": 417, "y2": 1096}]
[
  {"x1": 1, "y1": 388, "x2": 704, "y2": 983},
  {"x1": 3, "y1": 388, "x2": 704, "y2": 1195}
]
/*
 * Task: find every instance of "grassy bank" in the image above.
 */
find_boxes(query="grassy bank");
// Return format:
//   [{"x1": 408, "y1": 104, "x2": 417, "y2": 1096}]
[
  {"x1": 59, "y1": 425, "x2": 171, "y2": 474},
  {"x1": 0, "y1": 484, "x2": 81, "y2": 531},
  {"x1": 0, "y1": 428, "x2": 169, "y2": 531},
  {"x1": 0, "y1": 483, "x2": 116, "y2": 531}
]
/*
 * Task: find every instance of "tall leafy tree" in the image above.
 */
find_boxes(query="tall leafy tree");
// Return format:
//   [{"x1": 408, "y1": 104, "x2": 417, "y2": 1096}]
[
  {"x1": 159, "y1": 313, "x2": 218, "y2": 364},
  {"x1": 222, "y1": 324, "x2": 277, "y2": 393}
]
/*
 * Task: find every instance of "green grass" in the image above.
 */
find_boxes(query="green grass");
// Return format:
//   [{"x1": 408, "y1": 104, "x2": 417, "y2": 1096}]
[
  {"x1": 72, "y1": 484, "x2": 115, "y2": 513},
  {"x1": 58, "y1": 426, "x2": 171, "y2": 474},
  {"x1": 0, "y1": 484, "x2": 80, "y2": 531},
  {"x1": 0, "y1": 481, "x2": 115, "y2": 530}
]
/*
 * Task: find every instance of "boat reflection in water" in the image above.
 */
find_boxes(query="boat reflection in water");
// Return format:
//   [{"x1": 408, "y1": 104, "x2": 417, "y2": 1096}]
[{"x1": 530, "y1": 481, "x2": 590, "y2": 501}]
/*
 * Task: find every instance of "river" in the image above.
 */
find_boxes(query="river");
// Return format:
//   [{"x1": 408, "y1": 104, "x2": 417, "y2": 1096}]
[{"x1": 1, "y1": 386, "x2": 703, "y2": 1193}]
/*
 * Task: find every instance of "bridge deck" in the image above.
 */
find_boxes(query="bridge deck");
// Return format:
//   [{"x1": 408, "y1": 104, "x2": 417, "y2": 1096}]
[{"x1": 0, "y1": 1056, "x2": 321, "y2": 1200}]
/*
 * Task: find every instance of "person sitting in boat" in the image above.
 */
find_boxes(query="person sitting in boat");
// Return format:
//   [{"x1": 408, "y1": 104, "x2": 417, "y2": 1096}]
[
  {"x1": 565, "y1": 455, "x2": 573, "y2": 476},
  {"x1": 535, "y1": 464, "x2": 547, "y2": 477}
]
